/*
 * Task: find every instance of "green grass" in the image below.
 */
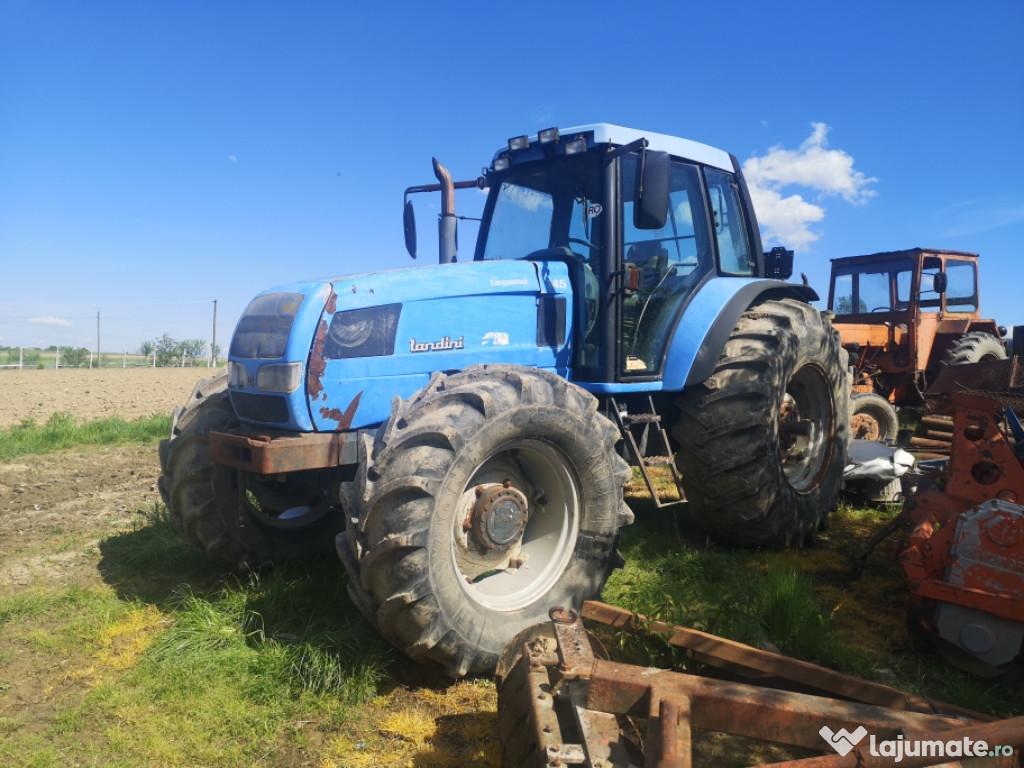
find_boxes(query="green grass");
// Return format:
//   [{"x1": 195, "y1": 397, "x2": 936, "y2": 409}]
[
  {"x1": 603, "y1": 486, "x2": 1024, "y2": 718},
  {"x1": 0, "y1": 411, "x2": 170, "y2": 461},
  {"x1": 0, "y1": 504, "x2": 395, "y2": 768},
  {"x1": 3, "y1": 451, "x2": 1021, "y2": 765}
]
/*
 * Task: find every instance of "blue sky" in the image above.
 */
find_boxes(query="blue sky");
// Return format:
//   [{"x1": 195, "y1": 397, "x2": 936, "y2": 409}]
[{"x1": 2, "y1": 1, "x2": 1022, "y2": 355}]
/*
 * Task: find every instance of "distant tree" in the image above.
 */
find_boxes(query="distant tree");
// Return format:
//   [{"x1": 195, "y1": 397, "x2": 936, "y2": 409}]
[
  {"x1": 61, "y1": 347, "x2": 89, "y2": 368},
  {"x1": 139, "y1": 340, "x2": 155, "y2": 358},
  {"x1": 154, "y1": 334, "x2": 183, "y2": 367},
  {"x1": 22, "y1": 348, "x2": 40, "y2": 366},
  {"x1": 180, "y1": 338, "x2": 207, "y2": 364},
  {"x1": 835, "y1": 295, "x2": 868, "y2": 314}
]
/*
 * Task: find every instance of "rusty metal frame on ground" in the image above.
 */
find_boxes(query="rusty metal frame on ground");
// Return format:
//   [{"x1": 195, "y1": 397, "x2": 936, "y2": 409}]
[
  {"x1": 580, "y1": 601, "x2": 987, "y2": 720},
  {"x1": 498, "y1": 604, "x2": 1022, "y2": 768}
]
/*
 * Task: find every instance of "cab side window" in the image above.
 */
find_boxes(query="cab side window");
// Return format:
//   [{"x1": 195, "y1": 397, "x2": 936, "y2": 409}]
[
  {"x1": 705, "y1": 169, "x2": 754, "y2": 276},
  {"x1": 944, "y1": 260, "x2": 978, "y2": 312}
]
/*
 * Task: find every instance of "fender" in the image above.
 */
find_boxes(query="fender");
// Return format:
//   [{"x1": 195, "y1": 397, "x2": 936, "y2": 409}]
[{"x1": 661, "y1": 278, "x2": 819, "y2": 391}]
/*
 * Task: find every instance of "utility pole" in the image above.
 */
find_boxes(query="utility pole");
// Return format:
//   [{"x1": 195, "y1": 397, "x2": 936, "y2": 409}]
[
  {"x1": 212, "y1": 299, "x2": 218, "y2": 368},
  {"x1": 96, "y1": 311, "x2": 101, "y2": 369}
]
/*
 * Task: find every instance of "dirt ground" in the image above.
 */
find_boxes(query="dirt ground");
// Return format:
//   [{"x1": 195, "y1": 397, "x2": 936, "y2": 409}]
[
  {"x1": 0, "y1": 368, "x2": 208, "y2": 588},
  {"x1": 0, "y1": 367, "x2": 215, "y2": 428}
]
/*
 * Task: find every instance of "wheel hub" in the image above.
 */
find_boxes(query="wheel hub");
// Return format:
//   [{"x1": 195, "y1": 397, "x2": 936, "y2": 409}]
[
  {"x1": 471, "y1": 484, "x2": 529, "y2": 552},
  {"x1": 850, "y1": 412, "x2": 882, "y2": 441}
]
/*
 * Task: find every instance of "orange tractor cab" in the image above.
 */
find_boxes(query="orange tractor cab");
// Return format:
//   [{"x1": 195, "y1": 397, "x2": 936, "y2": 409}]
[{"x1": 828, "y1": 248, "x2": 1006, "y2": 441}]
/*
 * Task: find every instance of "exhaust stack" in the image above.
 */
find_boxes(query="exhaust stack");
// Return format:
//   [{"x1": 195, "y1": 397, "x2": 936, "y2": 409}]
[{"x1": 433, "y1": 157, "x2": 457, "y2": 264}]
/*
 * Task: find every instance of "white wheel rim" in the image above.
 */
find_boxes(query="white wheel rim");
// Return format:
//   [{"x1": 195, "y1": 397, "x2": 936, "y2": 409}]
[{"x1": 451, "y1": 439, "x2": 580, "y2": 611}]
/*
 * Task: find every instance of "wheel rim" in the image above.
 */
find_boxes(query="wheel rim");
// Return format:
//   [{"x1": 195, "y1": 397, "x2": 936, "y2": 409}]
[
  {"x1": 851, "y1": 410, "x2": 883, "y2": 441},
  {"x1": 779, "y1": 364, "x2": 834, "y2": 491},
  {"x1": 240, "y1": 475, "x2": 333, "y2": 530},
  {"x1": 452, "y1": 440, "x2": 580, "y2": 612}
]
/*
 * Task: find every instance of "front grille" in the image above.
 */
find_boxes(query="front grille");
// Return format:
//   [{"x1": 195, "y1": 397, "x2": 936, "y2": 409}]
[{"x1": 230, "y1": 391, "x2": 289, "y2": 423}]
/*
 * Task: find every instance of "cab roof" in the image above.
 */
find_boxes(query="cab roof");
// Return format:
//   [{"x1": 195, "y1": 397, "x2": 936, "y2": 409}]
[{"x1": 493, "y1": 123, "x2": 735, "y2": 172}]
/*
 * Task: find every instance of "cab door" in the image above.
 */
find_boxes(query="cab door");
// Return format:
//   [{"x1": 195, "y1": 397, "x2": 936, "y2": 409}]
[{"x1": 617, "y1": 155, "x2": 713, "y2": 379}]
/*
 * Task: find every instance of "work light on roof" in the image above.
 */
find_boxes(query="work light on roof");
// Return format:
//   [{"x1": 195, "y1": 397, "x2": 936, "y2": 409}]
[
  {"x1": 493, "y1": 154, "x2": 510, "y2": 171},
  {"x1": 538, "y1": 127, "x2": 560, "y2": 144},
  {"x1": 565, "y1": 136, "x2": 587, "y2": 155},
  {"x1": 508, "y1": 135, "x2": 530, "y2": 152}
]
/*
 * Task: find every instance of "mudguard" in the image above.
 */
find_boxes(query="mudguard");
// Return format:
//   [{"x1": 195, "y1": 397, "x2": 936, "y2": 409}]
[{"x1": 661, "y1": 278, "x2": 818, "y2": 391}]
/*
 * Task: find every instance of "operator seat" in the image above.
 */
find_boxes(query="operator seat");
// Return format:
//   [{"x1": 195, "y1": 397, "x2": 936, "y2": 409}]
[{"x1": 625, "y1": 241, "x2": 670, "y2": 290}]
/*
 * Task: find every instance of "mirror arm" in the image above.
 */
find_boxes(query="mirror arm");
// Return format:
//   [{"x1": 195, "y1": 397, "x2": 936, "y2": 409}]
[{"x1": 606, "y1": 137, "x2": 648, "y2": 161}]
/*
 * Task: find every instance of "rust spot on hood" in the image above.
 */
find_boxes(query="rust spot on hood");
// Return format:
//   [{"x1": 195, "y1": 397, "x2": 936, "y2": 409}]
[
  {"x1": 320, "y1": 390, "x2": 363, "y2": 430},
  {"x1": 307, "y1": 289, "x2": 337, "y2": 402},
  {"x1": 307, "y1": 318, "x2": 328, "y2": 401}
]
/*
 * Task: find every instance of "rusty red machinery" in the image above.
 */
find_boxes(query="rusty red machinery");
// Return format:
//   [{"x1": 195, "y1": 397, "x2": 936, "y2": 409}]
[
  {"x1": 898, "y1": 337, "x2": 1024, "y2": 675},
  {"x1": 826, "y1": 248, "x2": 1007, "y2": 442},
  {"x1": 496, "y1": 603, "x2": 1023, "y2": 768}
]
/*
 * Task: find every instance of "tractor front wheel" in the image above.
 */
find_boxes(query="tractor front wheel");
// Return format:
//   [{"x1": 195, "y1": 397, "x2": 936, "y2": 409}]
[
  {"x1": 672, "y1": 299, "x2": 848, "y2": 547},
  {"x1": 338, "y1": 365, "x2": 633, "y2": 677},
  {"x1": 158, "y1": 369, "x2": 344, "y2": 570}
]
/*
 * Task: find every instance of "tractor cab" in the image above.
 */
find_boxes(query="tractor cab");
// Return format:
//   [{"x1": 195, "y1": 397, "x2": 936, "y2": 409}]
[
  {"x1": 827, "y1": 248, "x2": 1004, "y2": 403},
  {"x1": 406, "y1": 125, "x2": 780, "y2": 388}
]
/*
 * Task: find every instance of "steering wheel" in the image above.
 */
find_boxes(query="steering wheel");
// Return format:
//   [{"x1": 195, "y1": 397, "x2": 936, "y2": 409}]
[
  {"x1": 871, "y1": 307, "x2": 893, "y2": 313},
  {"x1": 566, "y1": 237, "x2": 597, "y2": 255}
]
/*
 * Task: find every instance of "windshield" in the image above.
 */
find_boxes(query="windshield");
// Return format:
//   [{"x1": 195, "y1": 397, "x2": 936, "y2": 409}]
[
  {"x1": 832, "y1": 257, "x2": 914, "y2": 314},
  {"x1": 478, "y1": 154, "x2": 603, "y2": 262}
]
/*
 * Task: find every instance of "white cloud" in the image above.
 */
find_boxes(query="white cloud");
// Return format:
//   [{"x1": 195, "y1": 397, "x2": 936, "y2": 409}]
[
  {"x1": 747, "y1": 186, "x2": 825, "y2": 248},
  {"x1": 743, "y1": 123, "x2": 877, "y2": 248},
  {"x1": 228, "y1": 155, "x2": 238, "y2": 163},
  {"x1": 29, "y1": 316, "x2": 71, "y2": 326}
]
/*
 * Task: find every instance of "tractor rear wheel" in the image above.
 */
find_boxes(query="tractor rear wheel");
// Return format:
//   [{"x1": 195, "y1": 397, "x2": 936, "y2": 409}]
[
  {"x1": 850, "y1": 392, "x2": 900, "y2": 442},
  {"x1": 158, "y1": 369, "x2": 344, "y2": 570},
  {"x1": 337, "y1": 365, "x2": 633, "y2": 677},
  {"x1": 943, "y1": 331, "x2": 1007, "y2": 366},
  {"x1": 672, "y1": 299, "x2": 848, "y2": 547}
]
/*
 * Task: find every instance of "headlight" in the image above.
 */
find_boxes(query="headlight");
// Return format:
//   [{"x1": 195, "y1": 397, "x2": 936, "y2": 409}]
[
  {"x1": 323, "y1": 304, "x2": 402, "y2": 360},
  {"x1": 230, "y1": 292, "x2": 304, "y2": 359},
  {"x1": 228, "y1": 361, "x2": 247, "y2": 388},
  {"x1": 257, "y1": 362, "x2": 303, "y2": 393}
]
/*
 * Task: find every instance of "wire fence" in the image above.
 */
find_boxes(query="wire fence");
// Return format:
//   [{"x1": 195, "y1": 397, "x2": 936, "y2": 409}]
[{"x1": 0, "y1": 347, "x2": 222, "y2": 370}]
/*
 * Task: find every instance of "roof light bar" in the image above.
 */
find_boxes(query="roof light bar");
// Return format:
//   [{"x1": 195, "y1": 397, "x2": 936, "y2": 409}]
[
  {"x1": 508, "y1": 135, "x2": 530, "y2": 151},
  {"x1": 493, "y1": 154, "x2": 510, "y2": 171}
]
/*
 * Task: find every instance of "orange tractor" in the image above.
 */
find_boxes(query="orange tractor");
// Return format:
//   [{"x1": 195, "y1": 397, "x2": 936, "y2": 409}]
[
  {"x1": 827, "y1": 248, "x2": 1007, "y2": 441},
  {"x1": 897, "y1": 333, "x2": 1024, "y2": 675}
]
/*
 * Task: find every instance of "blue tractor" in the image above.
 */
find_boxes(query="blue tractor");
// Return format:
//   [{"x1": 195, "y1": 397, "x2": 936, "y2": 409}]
[{"x1": 159, "y1": 124, "x2": 849, "y2": 676}]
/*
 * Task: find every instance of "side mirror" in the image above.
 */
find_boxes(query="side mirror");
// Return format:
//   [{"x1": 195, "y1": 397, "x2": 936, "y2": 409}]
[
  {"x1": 932, "y1": 272, "x2": 947, "y2": 293},
  {"x1": 634, "y1": 149, "x2": 670, "y2": 230},
  {"x1": 403, "y1": 200, "x2": 417, "y2": 259}
]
